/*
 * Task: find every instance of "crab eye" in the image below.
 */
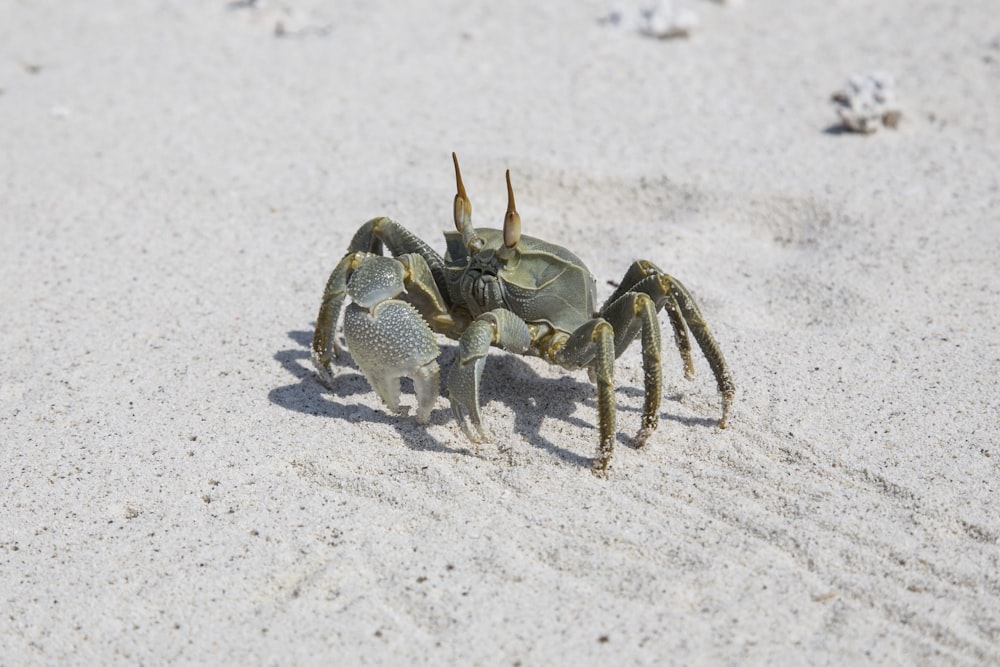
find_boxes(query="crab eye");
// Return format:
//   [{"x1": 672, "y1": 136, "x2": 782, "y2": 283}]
[
  {"x1": 452, "y1": 152, "x2": 473, "y2": 232},
  {"x1": 453, "y1": 194, "x2": 469, "y2": 232},
  {"x1": 503, "y1": 210, "x2": 521, "y2": 249},
  {"x1": 503, "y1": 169, "x2": 521, "y2": 249}
]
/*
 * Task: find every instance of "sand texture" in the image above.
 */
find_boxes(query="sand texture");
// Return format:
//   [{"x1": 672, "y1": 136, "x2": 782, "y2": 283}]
[{"x1": 2, "y1": 1, "x2": 998, "y2": 664}]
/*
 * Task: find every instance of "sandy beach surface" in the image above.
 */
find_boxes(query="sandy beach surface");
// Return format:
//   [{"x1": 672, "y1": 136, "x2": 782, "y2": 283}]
[{"x1": 2, "y1": 1, "x2": 998, "y2": 663}]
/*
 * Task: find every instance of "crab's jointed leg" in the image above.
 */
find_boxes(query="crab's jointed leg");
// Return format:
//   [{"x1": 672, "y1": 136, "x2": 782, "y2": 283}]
[
  {"x1": 665, "y1": 274, "x2": 734, "y2": 427},
  {"x1": 599, "y1": 290, "x2": 663, "y2": 446},
  {"x1": 448, "y1": 309, "x2": 531, "y2": 444},
  {"x1": 602, "y1": 259, "x2": 735, "y2": 428},
  {"x1": 551, "y1": 319, "x2": 617, "y2": 475},
  {"x1": 602, "y1": 260, "x2": 693, "y2": 378},
  {"x1": 314, "y1": 250, "x2": 368, "y2": 384}
]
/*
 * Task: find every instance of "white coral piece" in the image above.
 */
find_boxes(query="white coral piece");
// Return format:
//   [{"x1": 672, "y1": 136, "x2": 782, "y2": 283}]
[
  {"x1": 831, "y1": 73, "x2": 902, "y2": 134},
  {"x1": 640, "y1": 1, "x2": 699, "y2": 38},
  {"x1": 603, "y1": 1, "x2": 699, "y2": 39}
]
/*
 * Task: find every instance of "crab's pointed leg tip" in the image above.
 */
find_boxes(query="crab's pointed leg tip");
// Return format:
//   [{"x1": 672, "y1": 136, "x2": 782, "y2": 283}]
[{"x1": 719, "y1": 391, "x2": 734, "y2": 429}]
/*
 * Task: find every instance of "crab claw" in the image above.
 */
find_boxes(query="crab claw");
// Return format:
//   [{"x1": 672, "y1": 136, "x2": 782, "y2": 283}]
[{"x1": 342, "y1": 256, "x2": 442, "y2": 424}]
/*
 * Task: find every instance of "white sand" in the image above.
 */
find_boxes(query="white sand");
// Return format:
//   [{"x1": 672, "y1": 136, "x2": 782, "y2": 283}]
[{"x1": 2, "y1": 1, "x2": 998, "y2": 663}]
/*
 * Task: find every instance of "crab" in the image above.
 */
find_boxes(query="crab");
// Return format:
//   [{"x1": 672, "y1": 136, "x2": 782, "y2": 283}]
[{"x1": 312, "y1": 153, "x2": 734, "y2": 473}]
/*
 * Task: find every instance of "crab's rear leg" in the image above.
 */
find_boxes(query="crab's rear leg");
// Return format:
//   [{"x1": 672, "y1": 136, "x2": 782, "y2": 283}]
[
  {"x1": 599, "y1": 291, "x2": 663, "y2": 447},
  {"x1": 606, "y1": 260, "x2": 735, "y2": 428},
  {"x1": 665, "y1": 275, "x2": 735, "y2": 427},
  {"x1": 551, "y1": 319, "x2": 617, "y2": 475},
  {"x1": 447, "y1": 310, "x2": 531, "y2": 444},
  {"x1": 602, "y1": 260, "x2": 694, "y2": 378}
]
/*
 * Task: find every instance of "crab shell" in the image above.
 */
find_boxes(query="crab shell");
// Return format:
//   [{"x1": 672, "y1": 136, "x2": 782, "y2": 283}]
[{"x1": 443, "y1": 228, "x2": 598, "y2": 334}]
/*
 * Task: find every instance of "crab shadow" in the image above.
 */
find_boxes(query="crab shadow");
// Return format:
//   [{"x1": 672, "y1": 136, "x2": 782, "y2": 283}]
[
  {"x1": 269, "y1": 331, "x2": 462, "y2": 454},
  {"x1": 270, "y1": 329, "x2": 714, "y2": 468}
]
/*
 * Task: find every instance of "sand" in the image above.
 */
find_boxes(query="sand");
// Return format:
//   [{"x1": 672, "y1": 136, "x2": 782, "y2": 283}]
[{"x1": 2, "y1": 0, "x2": 998, "y2": 663}]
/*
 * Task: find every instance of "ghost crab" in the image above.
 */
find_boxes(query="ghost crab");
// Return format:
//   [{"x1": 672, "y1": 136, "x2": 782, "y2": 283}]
[{"x1": 312, "y1": 153, "x2": 734, "y2": 473}]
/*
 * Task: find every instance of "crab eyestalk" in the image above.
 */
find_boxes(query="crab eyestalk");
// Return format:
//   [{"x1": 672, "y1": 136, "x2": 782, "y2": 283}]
[
  {"x1": 452, "y1": 152, "x2": 483, "y2": 252},
  {"x1": 497, "y1": 169, "x2": 521, "y2": 261}
]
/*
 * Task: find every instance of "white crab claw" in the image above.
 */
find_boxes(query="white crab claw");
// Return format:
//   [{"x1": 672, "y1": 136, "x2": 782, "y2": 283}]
[{"x1": 344, "y1": 298, "x2": 440, "y2": 423}]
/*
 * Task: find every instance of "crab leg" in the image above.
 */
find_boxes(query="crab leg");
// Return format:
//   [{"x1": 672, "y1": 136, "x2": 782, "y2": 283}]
[
  {"x1": 552, "y1": 319, "x2": 617, "y2": 474},
  {"x1": 602, "y1": 260, "x2": 693, "y2": 377},
  {"x1": 604, "y1": 261, "x2": 734, "y2": 428},
  {"x1": 312, "y1": 250, "x2": 366, "y2": 384},
  {"x1": 599, "y1": 291, "x2": 663, "y2": 446},
  {"x1": 448, "y1": 309, "x2": 531, "y2": 444},
  {"x1": 665, "y1": 275, "x2": 735, "y2": 427}
]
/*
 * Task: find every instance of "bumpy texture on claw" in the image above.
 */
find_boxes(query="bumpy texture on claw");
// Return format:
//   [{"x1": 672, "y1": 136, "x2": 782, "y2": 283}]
[
  {"x1": 311, "y1": 217, "x2": 453, "y2": 397},
  {"x1": 344, "y1": 299, "x2": 441, "y2": 423},
  {"x1": 346, "y1": 254, "x2": 406, "y2": 307},
  {"x1": 340, "y1": 255, "x2": 443, "y2": 424}
]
